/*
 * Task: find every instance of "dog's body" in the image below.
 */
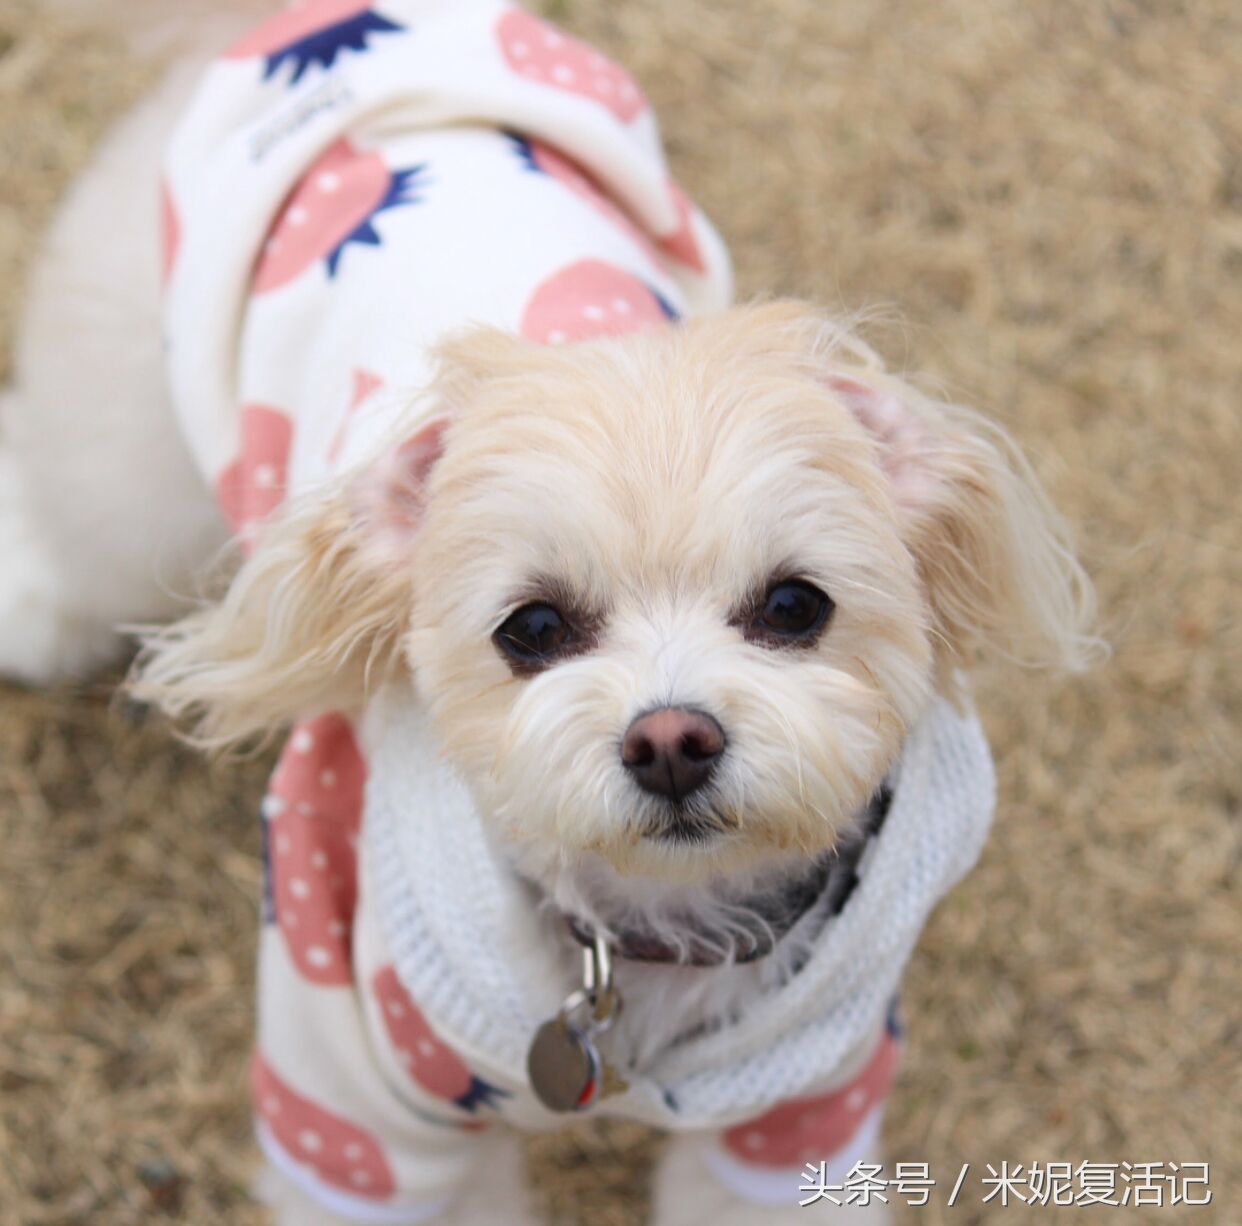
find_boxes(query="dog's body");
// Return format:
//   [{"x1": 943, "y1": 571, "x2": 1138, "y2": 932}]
[{"x1": 1, "y1": 3, "x2": 1098, "y2": 1223}]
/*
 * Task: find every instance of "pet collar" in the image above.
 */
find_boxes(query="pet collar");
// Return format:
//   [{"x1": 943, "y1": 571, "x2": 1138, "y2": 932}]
[
  {"x1": 560, "y1": 787, "x2": 893, "y2": 967},
  {"x1": 530, "y1": 791, "x2": 890, "y2": 1114}
]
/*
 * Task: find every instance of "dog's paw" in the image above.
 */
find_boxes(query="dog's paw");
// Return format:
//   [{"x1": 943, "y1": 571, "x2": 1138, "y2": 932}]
[
  {"x1": 653, "y1": 1134, "x2": 895, "y2": 1226},
  {"x1": 0, "y1": 448, "x2": 119, "y2": 684},
  {"x1": 253, "y1": 1163, "x2": 363, "y2": 1226}
]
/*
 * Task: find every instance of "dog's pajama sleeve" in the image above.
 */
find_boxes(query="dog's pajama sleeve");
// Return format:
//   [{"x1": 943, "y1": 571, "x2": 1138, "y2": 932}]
[
  {"x1": 699, "y1": 1020, "x2": 901, "y2": 1206},
  {"x1": 253, "y1": 714, "x2": 514, "y2": 1222}
]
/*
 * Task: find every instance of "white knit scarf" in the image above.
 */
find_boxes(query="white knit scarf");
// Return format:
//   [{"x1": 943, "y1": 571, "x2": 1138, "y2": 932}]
[{"x1": 364, "y1": 683, "x2": 996, "y2": 1131}]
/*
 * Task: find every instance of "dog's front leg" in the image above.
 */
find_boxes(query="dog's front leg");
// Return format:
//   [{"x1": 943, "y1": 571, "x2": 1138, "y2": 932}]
[
  {"x1": 255, "y1": 1124, "x2": 541, "y2": 1226},
  {"x1": 437, "y1": 1127, "x2": 541, "y2": 1226},
  {"x1": 651, "y1": 1131, "x2": 892, "y2": 1226}
]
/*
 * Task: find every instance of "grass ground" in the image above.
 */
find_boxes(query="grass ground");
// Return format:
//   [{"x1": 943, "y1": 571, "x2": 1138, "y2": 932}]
[{"x1": 1, "y1": 1, "x2": 1238, "y2": 1222}]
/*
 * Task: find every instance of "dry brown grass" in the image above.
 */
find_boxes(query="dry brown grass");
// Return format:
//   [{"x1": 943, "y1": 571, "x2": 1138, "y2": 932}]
[{"x1": 1, "y1": 0, "x2": 1239, "y2": 1222}]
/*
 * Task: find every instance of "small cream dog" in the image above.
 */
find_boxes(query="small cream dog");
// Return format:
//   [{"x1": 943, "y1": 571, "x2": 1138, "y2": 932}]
[{"x1": 1, "y1": 3, "x2": 1097, "y2": 1224}]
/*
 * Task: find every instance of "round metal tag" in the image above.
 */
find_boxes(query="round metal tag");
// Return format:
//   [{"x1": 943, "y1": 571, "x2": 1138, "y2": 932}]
[{"x1": 526, "y1": 1017, "x2": 602, "y2": 1113}]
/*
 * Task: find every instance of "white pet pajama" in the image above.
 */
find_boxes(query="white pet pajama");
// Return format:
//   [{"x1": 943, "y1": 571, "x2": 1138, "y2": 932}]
[{"x1": 160, "y1": 2, "x2": 998, "y2": 1220}]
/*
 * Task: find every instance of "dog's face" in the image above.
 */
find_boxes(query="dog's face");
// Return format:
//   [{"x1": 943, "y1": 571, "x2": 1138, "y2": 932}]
[
  {"x1": 405, "y1": 314, "x2": 934, "y2": 885},
  {"x1": 137, "y1": 302, "x2": 1095, "y2": 891}
]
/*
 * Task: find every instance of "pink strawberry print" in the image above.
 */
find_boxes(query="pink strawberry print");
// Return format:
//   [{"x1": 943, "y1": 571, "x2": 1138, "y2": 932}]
[
  {"x1": 328, "y1": 368, "x2": 385, "y2": 464},
  {"x1": 658, "y1": 181, "x2": 706, "y2": 273},
  {"x1": 262, "y1": 714, "x2": 368, "y2": 986},
  {"x1": 350, "y1": 368, "x2": 385, "y2": 410},
  {"x1": 521, "y1": 259, "x2": 678, "y2": 345},
  {"x1": 270, "y1": 713, "x2": 368, "y2": 825},
  {"x1": 253, "y1": 1051, "x2": 397, "y2": 1200},
  {"x1": 721, "y1": 1034, "x2": 900, "y2": 1168},
  {"x1": 253, "y1": 138, "x2": 427, "y2": 294},
  {"x1": 372, "y1": 966, "x2": 509, "y2": 1115},
  {"x1": 228, "y1": 0, "x2": 404, "y2": 85},
  {"x1": 214, "y1": 404, "x2": 294, "y2": 550},
  {"x1": 510, "y1": 137, "x2": 707, "y2": 277},
  {"x1": 496, "y1": 9, "x2": 647, "y2": 124},
  {"x1": 509, "y1": 134, "x2": 654, "y2": 249},
  {"x1": 159, "y1": 180, "x2": 180, "y2": 288}
]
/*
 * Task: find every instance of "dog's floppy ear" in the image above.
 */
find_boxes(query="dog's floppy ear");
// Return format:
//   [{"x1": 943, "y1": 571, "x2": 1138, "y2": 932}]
[
  {"x1": 128, "y1": 326, "x2": 561, "y2": 745},
  {"x1": 822, "y1": 360, "x2": 1101, "y2": 687},
  {"x1": 129, "y1": 408, "x2": 452, "y2": 747},
  {"x1": 131, "y1": 326, "x2": 545, "y2": 746}
]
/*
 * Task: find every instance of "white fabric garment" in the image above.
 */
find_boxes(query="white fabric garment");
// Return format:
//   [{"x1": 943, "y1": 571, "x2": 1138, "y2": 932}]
[
  {"x1": 162, "y1": 0, "x2": 732, "y2": 541},
  {"x1": 244, "y1": 681, "x2": 991, "y2": 1222},
  {"x1": 160, "y1": 2, "x2": 998, "y2": 1219}
]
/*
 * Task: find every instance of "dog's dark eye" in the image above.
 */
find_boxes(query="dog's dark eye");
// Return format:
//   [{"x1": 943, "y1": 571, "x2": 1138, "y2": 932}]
[
  {"x1": 749, "y1": 580, "x2": 833, "y2": 645},
  {"x1": 494, "y1": 602, "x2": 574, "y2": 668}
]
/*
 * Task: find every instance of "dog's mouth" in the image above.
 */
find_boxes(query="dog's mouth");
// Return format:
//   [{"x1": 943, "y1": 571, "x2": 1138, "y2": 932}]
[{"x1": 640, "y1": 803, "x2": 736, "y2": 846}]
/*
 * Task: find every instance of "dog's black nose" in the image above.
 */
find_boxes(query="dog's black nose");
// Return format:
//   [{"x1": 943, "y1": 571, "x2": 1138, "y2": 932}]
[{"x1": 621, "y1": 707, "x2": 725, "y2": 801}]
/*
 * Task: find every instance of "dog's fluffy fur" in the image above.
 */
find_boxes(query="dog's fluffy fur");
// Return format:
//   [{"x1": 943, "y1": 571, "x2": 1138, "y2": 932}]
[
  {"x1": 1, "y1": 4, "x2": 1098, "y2": 1223},
  {"x1": 133, "y1": 308, "x2": 1096, "y2": 900}
]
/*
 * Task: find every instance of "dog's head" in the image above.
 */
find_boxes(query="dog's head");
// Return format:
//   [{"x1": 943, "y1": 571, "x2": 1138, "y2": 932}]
[{"x1": 135, "y1": 302, "x2": 1097, "y2": 888}]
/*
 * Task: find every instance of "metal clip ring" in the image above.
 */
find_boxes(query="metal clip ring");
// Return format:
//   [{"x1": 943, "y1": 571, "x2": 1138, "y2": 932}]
[{"x1": 559, "y1": 931, "x2": 621, "y2": 1032}]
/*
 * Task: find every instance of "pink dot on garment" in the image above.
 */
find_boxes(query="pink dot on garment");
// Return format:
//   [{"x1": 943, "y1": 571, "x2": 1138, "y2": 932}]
[
  {"x1": 252, "y1": 139, "x2": 392, "y2": 294},
  {"x1": 251, "y1": 1051, "x2": 397, "y2": 1201},
  {"x1": 264, "y1": 714, "x2": 368, "y2": 986},
  {"x1": 213, "y1": 404, "x2": 294, "y2": 551},
  {"x1": 271, "y1": 714, "x2": 367, "y2": 828},
  {"x1": 328, "y1": 368, "x2": 386, "y2": 465},
  {"x1": 496, "y1": 10, "x2": 647, "y2": 124},
  {"x1": 521, "y1": 259, "x2": 671, "y2": 344},
  {"x1": 659, "y1": 181, "x2": 706, "y2": 274},
  {"x1": 371, "y1": 965, "x2": 476, "y2": 1103},
  {"x1": 719, "y1": 1033, "x2": 900, "y2": 1169},
  {"x1": 351, "y1": 368, "x2": 385, "y2": 407},
  {"x1": 227, "y1": 0, "x2": 377, "y2": 59},
  {"x1": 159, "y1": 180, "x2": 180, "y2": 288},
  {"x1": 524, "y1": 140, "x2": 659, "y2": 255},
  {"x1": 267, "y1": 805, "x2": 357, "y2": 986}
]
